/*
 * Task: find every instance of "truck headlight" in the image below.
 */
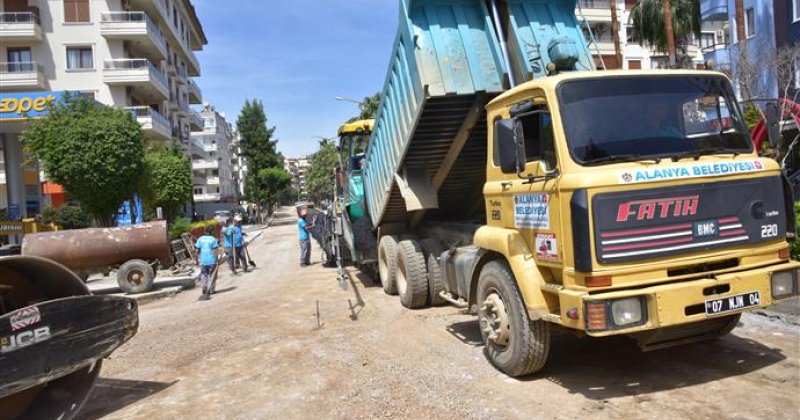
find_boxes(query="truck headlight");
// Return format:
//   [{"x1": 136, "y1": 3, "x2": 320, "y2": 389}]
[
  {"x1": 611, "y1": 297, "x2": 646, "y2": 327},
  {"x1": 771, "y1": 270, "x2": 797, "y2": 299}
]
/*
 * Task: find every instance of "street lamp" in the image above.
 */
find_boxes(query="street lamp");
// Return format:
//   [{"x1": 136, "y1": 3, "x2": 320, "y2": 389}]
[{"x1": 335, "y1": 96, "x2": 363, "y2": 106}]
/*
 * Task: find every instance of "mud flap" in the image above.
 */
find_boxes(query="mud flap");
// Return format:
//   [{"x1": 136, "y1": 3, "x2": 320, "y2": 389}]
[{"x1": 0, "y1": 295, "x2": 139, "y2": 398}]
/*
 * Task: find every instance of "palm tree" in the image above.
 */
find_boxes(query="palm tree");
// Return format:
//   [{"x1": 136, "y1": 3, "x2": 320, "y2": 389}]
[{"x1": 629, "y1": 0, "x2": 701, "y2": 68}]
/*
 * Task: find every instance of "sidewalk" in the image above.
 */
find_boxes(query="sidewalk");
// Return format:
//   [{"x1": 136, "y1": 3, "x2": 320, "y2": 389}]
[{"x1": 86, "y1": 225, "x2": 268, "y2": 301}]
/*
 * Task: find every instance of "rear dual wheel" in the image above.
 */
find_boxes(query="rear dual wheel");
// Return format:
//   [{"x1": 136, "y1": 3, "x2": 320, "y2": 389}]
[
  {"x1": 378, "y1": 235, "x2": 399, "y2": 295},
  {"x1": 395, "y1": 240, "x2": 428, "y2": 309}
]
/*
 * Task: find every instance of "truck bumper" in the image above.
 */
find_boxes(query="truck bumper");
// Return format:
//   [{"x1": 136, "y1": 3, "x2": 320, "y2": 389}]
[{"x1": 558, "y1": 261, "x2": 800, "y2": 345}]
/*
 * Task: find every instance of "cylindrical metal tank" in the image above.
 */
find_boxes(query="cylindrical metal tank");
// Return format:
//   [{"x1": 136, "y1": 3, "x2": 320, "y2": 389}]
[{"x1": 21, "y1": 221, "x2": 170, "y2": 272}]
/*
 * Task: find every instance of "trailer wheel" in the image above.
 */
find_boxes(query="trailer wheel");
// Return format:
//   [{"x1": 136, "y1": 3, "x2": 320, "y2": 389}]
[
  {"x1": 420, "y1": 239, "x2": 445, "y2": 306},
  {"x1": 117, "y1": 259, "x2": 155, "y2": 294},
  {"x1": 477, "y1": 261, "x2": 550, "y2": 377},
  {"x1": 378, "y1": 235, "x2": 399, "y2": 295},
  {"x1": 396, "y1": 239, "x2": 429, "y2": 309}
]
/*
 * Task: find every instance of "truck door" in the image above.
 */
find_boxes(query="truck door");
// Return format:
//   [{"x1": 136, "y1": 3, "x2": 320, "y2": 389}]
[{"x1": 485, "y1": 97, "x2": 563, "y2": 268}]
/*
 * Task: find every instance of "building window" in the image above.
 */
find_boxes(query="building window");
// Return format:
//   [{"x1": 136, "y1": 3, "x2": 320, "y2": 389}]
[
  {"x1": 6, "y1": 47, "x2": 32, "y2": 72},
  {"x1": 627, "y1": 60, "x2": 642, "y2": 70},
  {"x1": 64, "y1": 0, "x2": 90, "y2": 23},
  {"x1": 626, "y1": 26, "x2": 639, "y2": 44},
  {"x1": 66, "y1": 46, "x2": 93, "y2": 70},
  {"x1": 795, "y1": 0, "x2": 800, "y2": 22},
  {"x1": 194, "y1": 188, "x2": 203, "y2": 195},
  {"x1": 699, "y1": 32, "x2": 716, "y2": 49},
  {"x1": 795, "y1": 60, "x2": 800, "y2": 89},
  {"x1": 203, "y1": 118, "x2": 215, "y2": 128},
  {"x1": 745, "y1": 8, "x2": 755, "y2": 38}
]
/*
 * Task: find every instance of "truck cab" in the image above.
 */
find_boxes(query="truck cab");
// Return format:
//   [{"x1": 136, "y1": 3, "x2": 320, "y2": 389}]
[{"x1": 464, "y1": 69, "x2": 799, "y2": 374}]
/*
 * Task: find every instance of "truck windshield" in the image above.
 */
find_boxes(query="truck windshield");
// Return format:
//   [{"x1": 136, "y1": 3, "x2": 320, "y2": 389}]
[{"x1": 557, "y1": 75, "x2": 753, "y2": 165}]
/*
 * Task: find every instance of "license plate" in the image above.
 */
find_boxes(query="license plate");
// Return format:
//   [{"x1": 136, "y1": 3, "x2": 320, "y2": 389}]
[{"x1": 704, "y1": 291, "x2": 761, "y2": 316}]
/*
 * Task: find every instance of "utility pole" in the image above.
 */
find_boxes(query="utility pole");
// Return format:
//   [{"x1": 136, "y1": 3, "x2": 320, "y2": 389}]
[
  {"x1": 662, "y1": 0, "x2": 677, "y2": 68},
  {"x1": 610, "y1": 0, "x2": 623, "y2": 69}
]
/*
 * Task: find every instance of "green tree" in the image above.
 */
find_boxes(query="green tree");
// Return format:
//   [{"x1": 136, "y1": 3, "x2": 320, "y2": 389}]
[
  {"x1": 22, "y1": 95, "x2": 144, "y2": 226},
  {"x1": 139, "y1": 147, "x2": 192, "y2": 223},
  {"x1": 630, "y1": 0, "x2": 700, "y2": 68},
  {"x1": 305, "y1": 139, "x2": 339, "y2": 202},
  {"x1": 358, "y1": 92, "x2": 381, "y2": 120},
  {"x1": 246, "y1": 167, "x2": 293, "y2": 206},
  {"x1": 236, "y1": 99, "x2": 281, "y2": 170}
]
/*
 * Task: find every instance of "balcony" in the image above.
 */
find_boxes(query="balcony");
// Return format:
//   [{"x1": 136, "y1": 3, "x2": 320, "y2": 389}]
[
  {"x1": 100, "y1": 12, "x2": 167, "y2": 61},
  {"x1": 191, "y1": 175, "x2": 206, "y2": 186},
  {"x1": 104, "y1": 59, "x2": 169, "y2": 100},
  {"x1": 203, "y1": 143, "x2": 219, "y2": 152},
  {"x1": 194, "y1": 192, "x2": 221, "y2": 202},
  {"x1": 192, "y1": 159, "x2": 219, "y2": 170},
  {"x1": 206, "y1": 176, "x2": 220, "y2": 185},
  {"x1": 187, "y1": 109, "x2": 203, "y2": 130},
  {"x1": 577, "y1": 0, "x2": 612, "y2": 21},
  {"x1": 131, "y1": 0, "x2": 200, "y2": 76},
  {"x1": 126, "y1": 106, "x2": 171, "y2": 140},
  {"x1": 187, "y1": 79, "x2": 202, "y2": 104},
  {"x1": 0, "y1": 11, "x2": 42, "y2": 41},
  {"x1": 0, "y1": 62, "x2": 46, "y2": 90}
]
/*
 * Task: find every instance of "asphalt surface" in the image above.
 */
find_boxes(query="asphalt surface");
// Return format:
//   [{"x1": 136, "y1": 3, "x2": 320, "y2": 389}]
[{"x1": 77, "y1": 207, "x2": 800, "y2": 419}]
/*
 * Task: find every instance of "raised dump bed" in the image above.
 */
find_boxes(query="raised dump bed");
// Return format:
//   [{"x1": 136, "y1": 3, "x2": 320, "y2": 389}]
[{"x1": 363, "y1": 0, "x2": 592, "y2": 229}]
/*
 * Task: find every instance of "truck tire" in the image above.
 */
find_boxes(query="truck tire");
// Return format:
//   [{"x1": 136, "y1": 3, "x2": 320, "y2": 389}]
[
  {"x1": 378, "y1": 235, "x2": 399, "y2": 295},
  {"x1": 716, "y1": 313, "x2": 741, "y2": 337},
  {"x1": 396, "y1": 239, "x2": 429, "y2": 309},
  {"x1": 420, "y1": 239, "x2": 446, "y2": 306},
  {"x1": 477, "y1": 260, "x2": 550, "y2": 377},
  {"x1": 116, "y1": 259, "x2": 155, "y2": 294}
]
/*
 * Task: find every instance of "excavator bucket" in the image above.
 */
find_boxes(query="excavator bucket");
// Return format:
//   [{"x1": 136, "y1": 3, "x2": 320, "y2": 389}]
[{"x1": 0, "y1": 255, "x2": 138, "y2": 420}]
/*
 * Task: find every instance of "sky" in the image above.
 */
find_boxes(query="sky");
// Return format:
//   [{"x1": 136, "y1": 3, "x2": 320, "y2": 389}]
[{"x1": 193, "y1": 0, "x2": 398, "y2": 158}]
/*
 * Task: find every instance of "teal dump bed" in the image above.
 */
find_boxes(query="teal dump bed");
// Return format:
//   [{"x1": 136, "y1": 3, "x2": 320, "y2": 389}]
[{"x1": 363, "y1": 0, "x2": 592, "y2": 228}]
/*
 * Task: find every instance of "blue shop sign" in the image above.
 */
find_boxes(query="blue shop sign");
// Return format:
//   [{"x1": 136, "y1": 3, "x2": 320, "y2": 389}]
[{"x1": 0, "y1": 91, "x2": 67, "y2": 120}]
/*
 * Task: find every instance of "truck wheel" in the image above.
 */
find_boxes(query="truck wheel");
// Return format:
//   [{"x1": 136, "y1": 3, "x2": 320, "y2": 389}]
[
  {"x1": 116, "y1": 259, "x2": 155, "y2": 294},
  {"x1": 716, "y1": 313, "x2": 741, "y2": 337},
  {"x1": 477, "y1": 261, "x2": 550, "y2": 377},
  {"x1": 420, "y1": 239, "x2": 445, "y2": 306},
  {"x1": 378, "y1": 235, "x2": 399, "y2": 295},
  {"x1": 396, "y1": 239, "x2": 429, "y2": 309}
]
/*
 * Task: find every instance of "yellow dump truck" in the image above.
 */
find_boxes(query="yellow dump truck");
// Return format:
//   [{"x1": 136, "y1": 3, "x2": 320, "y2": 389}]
[{"x1": 331, "y1": 0, "x2": 799, "y2": 377}]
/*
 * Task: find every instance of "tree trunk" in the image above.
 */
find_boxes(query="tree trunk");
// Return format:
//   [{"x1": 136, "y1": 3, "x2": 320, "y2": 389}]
[
  {"x1": 735, "y1": 0, "x2": 745, "y2": 43},
  {"x1": 610, "y1": 0, "x2": 623, "y2": 69},
  {"x1": 662, "y1": 0, "x2": 677, "y2": 68}
]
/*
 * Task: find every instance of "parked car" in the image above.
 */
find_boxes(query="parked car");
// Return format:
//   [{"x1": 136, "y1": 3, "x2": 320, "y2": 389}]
[{"x1": 213, "y1": 210, "x2": 231, "y2": 224}]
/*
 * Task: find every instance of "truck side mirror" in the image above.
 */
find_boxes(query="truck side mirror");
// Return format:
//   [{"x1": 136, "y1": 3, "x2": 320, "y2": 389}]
[
  {"x1": 765, "y1": 102, "x2": 781, "y2": 148},
  {"x1": 495, "y1": 118, "x2": 526, "y2": 174}
]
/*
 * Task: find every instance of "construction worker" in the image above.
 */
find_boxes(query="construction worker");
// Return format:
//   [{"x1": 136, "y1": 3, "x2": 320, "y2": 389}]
[
  {"x1": 195, "y1": 226, "x2": 219, "y2": 300},
  {"x1": 222, "y1": 218, "x2": 238, "y2": 274},
  {"x1": 233, "y1": 215, "x2": 249, "y2": 272},
  {"x1": 298, "y1": 208, "x2": 314, "y2": 267}
]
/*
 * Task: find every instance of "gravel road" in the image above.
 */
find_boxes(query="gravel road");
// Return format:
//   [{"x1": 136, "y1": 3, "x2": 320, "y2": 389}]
[{"x1": 78, "y1": 208, "x2": 800, "y2": 419}]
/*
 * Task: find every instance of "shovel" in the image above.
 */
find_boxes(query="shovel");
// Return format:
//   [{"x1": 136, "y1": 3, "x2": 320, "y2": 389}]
[{"x1": 243, "y1": 241, "x2": 257, "y2": 267}]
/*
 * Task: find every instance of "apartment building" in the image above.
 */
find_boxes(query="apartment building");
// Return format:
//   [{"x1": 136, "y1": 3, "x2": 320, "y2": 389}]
[
  {"x1": 0, "y1": 0, "x2": 206, "y2": 218},
  {"x1": 283, "y1": 155, "x2": 310, "y2": 198},
  {"x1": 576, "y1": 0, "x2": 704, "y2": 70},
  {"x1": 229, "y1": 129, "x2": 248, "y2": 201},
  {"x1": 191, "y1": 104, "x2": 235, "y2": 204},
  {"x1": 700, "y1": 0, "x2": 780, "y2": 101}
]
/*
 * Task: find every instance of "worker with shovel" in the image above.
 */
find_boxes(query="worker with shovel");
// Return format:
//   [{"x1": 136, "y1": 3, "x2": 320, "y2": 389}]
[
  {"x1": 195, "y1": 226, "x2": 220, "y2": 300},
  {"x1": 232, "y1": 215, "x2": 250, "y2": 273}
]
